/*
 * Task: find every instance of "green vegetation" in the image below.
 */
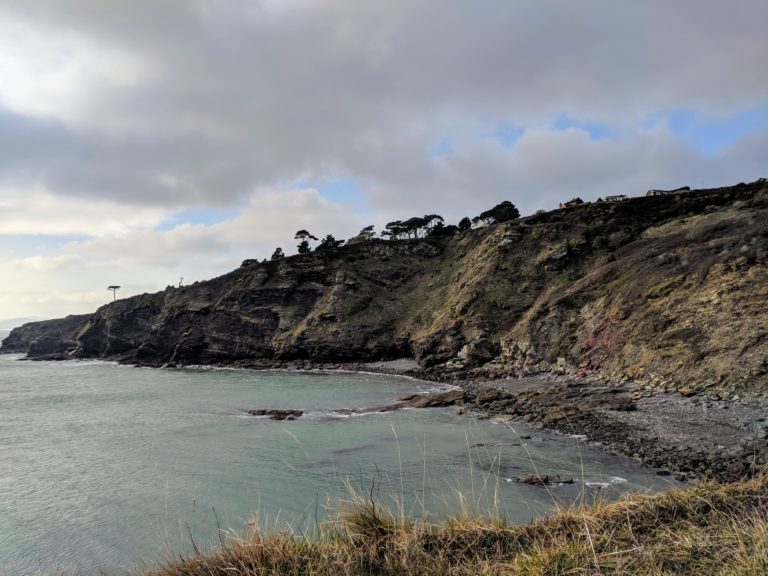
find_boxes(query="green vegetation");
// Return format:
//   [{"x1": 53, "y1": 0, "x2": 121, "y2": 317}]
[
  {"x1": 472, "y1": 201, "x2": 521, "y2": 227},
  {"x1": 271, "y1": 247, "x2": 284, "y2": 260},
  {"x1": 381, "y1": 215, "x2": 446, "y2": 240},
  {"x1": 141, "y1": 475, "x2": 768, "y2": 575},
  {"x1": 317, "y1": 234, "x2": 345, "y2": 251},
  {"x1": 295, "y1": 230, "x2": 319, "y2": 254}
]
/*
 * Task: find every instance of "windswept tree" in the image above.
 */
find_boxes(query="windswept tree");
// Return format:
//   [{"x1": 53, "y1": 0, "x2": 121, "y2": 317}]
[
  {"x1": 270, "y1": 247, "x2": 284, "y2": 260},
  {"x1": 358, "y1": 225, "x2": 376, "y2": 241},
  {"x1": 427, "y1": 221, "x2": 459, "y2": 237},
  {"x1": 473, "y1": 201, "x2": 520, "y2": 226},
  {"x1": 295, "y1": 229, "x2": 318, "y2": 242},
  {"x1": 316, "y1": 234, "x2": 345, "y2": 251},
  {"x1": 295, "y1": 229, "x2": 318, "y2": 254},
  {"x1": 381, "y1": 220, "x2": 407, "y2": 240},
  {"x1": 402, "y1": 216, "x2": 428, "y2": 238},
  {"x1": 458, "y1": 216, "x2": 471, "y2": 231},
  {"x1": 381, "y1": 214, "x2": 445, "y2": 240}
]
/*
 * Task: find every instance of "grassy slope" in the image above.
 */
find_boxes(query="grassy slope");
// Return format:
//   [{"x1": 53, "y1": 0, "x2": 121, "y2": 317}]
[{"x1": 142, "y1": 474, "x2": 768, "y2": 575}]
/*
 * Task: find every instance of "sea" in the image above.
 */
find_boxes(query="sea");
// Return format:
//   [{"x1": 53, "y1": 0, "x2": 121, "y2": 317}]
[{"x1": 0, "y1": 355, "x2": 670, "y2": 574}]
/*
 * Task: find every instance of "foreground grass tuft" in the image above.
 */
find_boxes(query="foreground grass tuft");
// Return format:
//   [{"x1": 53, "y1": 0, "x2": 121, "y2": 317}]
[{"x1": 142, "y1": 474, "x2": 768, "y2": 575}]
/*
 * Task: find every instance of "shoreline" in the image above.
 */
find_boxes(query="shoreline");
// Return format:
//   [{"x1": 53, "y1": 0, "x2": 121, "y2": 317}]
[
  {"x1": 204, "y1": 358, "x2": 768, "y2": 484},
  {"x1": 6, "y1": 353, "x2": 767, "y2": 483}
]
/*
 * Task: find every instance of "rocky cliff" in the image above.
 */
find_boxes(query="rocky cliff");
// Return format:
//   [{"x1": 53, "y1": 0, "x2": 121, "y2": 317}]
[
  {"x1": 3, "y1": 180, "x2": 767, "y2": 393},
  {"x1": 0, "y1": 314, "x2": 92, "y2": 358}
]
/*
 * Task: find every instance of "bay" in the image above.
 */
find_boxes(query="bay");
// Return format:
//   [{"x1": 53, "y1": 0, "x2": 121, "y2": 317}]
[{"x1": 0, "y1": 355, "x2": 669, "y2": 575}]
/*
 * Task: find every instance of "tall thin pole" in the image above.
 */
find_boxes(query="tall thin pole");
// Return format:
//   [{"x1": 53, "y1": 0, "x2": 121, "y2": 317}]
[{"x1": 107, "y1": 286, "x2": 121, "y2": 302}]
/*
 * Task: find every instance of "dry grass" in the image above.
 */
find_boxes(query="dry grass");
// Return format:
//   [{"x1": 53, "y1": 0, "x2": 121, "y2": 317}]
[{"x1": 140, "y1": 474, "x2": 768, "y2": 576}]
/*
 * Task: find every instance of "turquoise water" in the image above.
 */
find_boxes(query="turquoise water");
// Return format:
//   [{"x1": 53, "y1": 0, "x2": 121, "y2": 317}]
[{"x1": 0, "y1": 355, "x2": 670, "y2": 575}]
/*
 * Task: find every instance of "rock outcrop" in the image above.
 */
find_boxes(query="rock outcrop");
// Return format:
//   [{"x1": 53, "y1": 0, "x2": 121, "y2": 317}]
[
  {"x1": 3, "y1": 180, "x2": 767, "y2": 394},
  {"x1": 0, "y1": 314, "x2": 91, "y2": 358}
]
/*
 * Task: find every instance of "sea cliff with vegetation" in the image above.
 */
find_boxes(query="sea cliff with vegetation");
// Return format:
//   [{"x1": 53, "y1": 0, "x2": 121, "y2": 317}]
[
  {"x1": 5, "y1": 180, "x2": 767, "y2": 390},
  {"x1": 4, "y1": 179, "x2": 768, "y2": 574}
]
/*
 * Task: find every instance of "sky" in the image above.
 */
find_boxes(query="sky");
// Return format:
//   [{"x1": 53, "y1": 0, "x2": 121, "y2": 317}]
[{"x1": 0, "y1": 0, "x2": 766, "y2": 320}]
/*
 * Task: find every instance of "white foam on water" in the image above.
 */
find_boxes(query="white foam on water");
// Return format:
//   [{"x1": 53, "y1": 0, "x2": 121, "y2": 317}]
[{"x1": 583, "y1": 476, "x2": 628, "y2": 488}]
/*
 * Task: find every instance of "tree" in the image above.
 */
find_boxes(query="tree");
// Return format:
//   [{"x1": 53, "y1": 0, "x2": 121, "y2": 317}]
[
  {"x1": 474, "y1": 201, "x2": 520, "y2": 226},
  {"x1": 295, "y1": 230, "x2": 318, "y2": 253},
  {"x1": 428, "y1": 222, "x2": 459, "y2": 237},
  {"x1": 294, "y1": 229, "x2": 318, "y2": 241},
  {"x1": 316, "y1": 234, "x2": 345, "y2": 250},
  {"x1": 382, "y1": 220, "x2": 407, "y2": 240},
  {"x1": 423, "y1": 214, "x2": 444, "y2": 232},
  {"x1": 380, "y1": 214, "x2": 445, "y2": 240},
  {"x1": 402, "y1": 216, "x2": 428, "y2": 238},
  {"x1": 358, "y1": 225, "x2": 375, "y2": 241},
  {"x1": 270, "y1": 247, "x2": 284, "y2": 260},
  {"x1": 458, "y1": 217, "x2": 471, "y2": 231}
]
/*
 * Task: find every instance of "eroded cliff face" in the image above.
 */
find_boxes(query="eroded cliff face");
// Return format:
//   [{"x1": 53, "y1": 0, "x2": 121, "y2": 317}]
[
  {"x1": 0, "y1": 314, "x2": 91, "y2": 358},
  {"x1": 4, "y1": 180, "x2": 767, "y2": 393}
]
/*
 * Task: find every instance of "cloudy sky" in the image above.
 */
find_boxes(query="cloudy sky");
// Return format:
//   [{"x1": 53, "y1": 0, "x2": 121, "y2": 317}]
[{"x1": 0, "y1": 0, "x2": 766, "y2": 320}]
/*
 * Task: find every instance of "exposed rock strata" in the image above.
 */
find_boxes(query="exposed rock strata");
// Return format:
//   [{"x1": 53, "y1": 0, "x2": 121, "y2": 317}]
[{"x1": 0, "y1": 314, "x2": 91, "y2": 358}]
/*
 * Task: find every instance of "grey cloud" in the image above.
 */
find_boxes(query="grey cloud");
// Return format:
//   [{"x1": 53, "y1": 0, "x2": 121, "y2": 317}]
[
  {"x1": 0, "y1": 0, "x2": 765, "y2": 214},
  {"x1": 366, "y1": 127, "x2": 768, "y2": 222}
]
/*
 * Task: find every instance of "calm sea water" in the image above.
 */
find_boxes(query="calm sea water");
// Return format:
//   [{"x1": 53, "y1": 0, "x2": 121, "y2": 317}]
[{"x1": 0, "y1": 355, "x2": 670, "y2": 575}]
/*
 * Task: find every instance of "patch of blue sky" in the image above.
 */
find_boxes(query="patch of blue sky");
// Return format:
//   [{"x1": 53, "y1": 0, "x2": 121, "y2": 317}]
[
  {"x1": 485, "y1": 123, "x2": 525, "y2": 149},
  {"x1": 290, "y1": 176, "x2": 366, "y2": 206},
  {"x1": 427, "y1": 136, "x2": 455, "y2": 159},
  {"x1": 552, "y1": 115, "x2": 615, "y2": 141},
  {"x1": 158, "y1": 206, "x2": 240, "y2": 231},
  {"x1": 646, "y1": 105, "x2": 768, "y2": 155}
]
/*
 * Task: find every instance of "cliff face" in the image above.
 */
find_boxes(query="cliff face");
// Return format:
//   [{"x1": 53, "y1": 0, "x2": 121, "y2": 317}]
[
  {"x1": 0, "y1": 314, "x2": 92, "y2": 357},
  {"x1": 4, "y1": 180, "x2": 767, "y2": 392}
]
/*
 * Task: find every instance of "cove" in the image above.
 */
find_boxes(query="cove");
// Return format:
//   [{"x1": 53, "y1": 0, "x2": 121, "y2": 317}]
[{"x1": 0, "y1": 356, "x2": 670, "y2": 574}]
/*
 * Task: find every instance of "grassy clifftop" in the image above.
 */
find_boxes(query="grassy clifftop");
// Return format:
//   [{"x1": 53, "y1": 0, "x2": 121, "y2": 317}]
[{"x1": 142, "y1": 474, "x2": 768, "y2": 575}]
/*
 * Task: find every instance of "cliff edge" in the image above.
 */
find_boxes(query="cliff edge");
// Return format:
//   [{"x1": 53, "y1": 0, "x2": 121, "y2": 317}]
[{"x1": 3, "y1": 180, "x2": 767, "y2": 394}]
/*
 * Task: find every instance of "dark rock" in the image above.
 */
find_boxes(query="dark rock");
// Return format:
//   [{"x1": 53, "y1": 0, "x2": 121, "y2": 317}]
[
  {"x1": 247, "y1": 409, "x2": 304, "y2": 421},
  {"x1": 407, "y1": 389, "x2": 465, "y2": 408},
  {"x1": 516, "y1": 474, "x2": 574, "y2": 486}
]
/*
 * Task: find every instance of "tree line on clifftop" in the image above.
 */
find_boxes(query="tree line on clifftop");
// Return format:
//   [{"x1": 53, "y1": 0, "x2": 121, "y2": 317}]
[{"x1": 268, "y1": 200, "x2": 521, "y2": 260}]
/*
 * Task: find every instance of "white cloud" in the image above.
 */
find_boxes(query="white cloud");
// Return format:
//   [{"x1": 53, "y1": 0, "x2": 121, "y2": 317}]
[
  {"x1": 66, "y1": 187, "x2": 364, "y2": 268},
  {"x1": 7, "y1": 254, "x2": 82, "y2": 272},
  {"x1": 0, "y1": 289, "x2": 116, "y2": 318},
  {"x1": 0, "y1": 188, "x2": 169, "y2": 236},
  {"x1": 0, "y1": 12, "x2": 151, "y2": 125}
]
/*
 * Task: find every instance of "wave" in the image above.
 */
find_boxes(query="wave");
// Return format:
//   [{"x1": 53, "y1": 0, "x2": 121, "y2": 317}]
[{"x1": 583, "y1": 476, "x2": 628, "y2": 488}]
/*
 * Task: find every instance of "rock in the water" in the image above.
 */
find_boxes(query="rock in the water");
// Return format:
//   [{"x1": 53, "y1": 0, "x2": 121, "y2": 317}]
[
  {"x1": 516, "y1": 474, "x2": 574, "y2": 486},
  {"x1": 247, "y1": 409, "x2": 304, "y2": 421},
  {"x1": 406, "y1": 389, "x2": 465, "y2": 408}
]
